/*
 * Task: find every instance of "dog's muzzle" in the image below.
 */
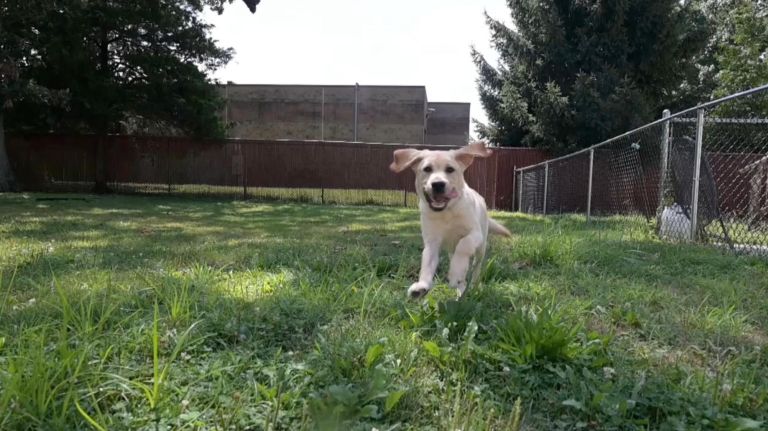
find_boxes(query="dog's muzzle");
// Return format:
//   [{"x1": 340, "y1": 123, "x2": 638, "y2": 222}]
[{"x1": 424, "y1": 188, "x2": 459, "y2": 211}]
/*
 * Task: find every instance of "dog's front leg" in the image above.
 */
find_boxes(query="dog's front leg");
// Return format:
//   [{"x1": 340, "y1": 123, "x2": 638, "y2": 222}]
[
  {"x1": 408, "y1": 242, "x2": 440, "y2": 299},
  {"x1": 448, "y1": 231, "x2": 483, "y2": 297}
]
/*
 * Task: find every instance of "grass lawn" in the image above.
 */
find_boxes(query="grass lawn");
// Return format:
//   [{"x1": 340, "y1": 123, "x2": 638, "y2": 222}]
[
  {"x1": 54, "y1": 181, "x2": 421, "y2": 208},
  {"x1": 1, "y1": 193, "x2": 767, "y2": 430}
]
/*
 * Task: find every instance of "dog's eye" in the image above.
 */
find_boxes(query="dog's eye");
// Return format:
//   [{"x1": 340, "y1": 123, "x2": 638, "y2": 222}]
[
  {"x1": 446, "y1": 166, "x2": 455, "y2": 173},
  {"x1": 423, "y1": 166, "x2": 433, "y2": 173}
]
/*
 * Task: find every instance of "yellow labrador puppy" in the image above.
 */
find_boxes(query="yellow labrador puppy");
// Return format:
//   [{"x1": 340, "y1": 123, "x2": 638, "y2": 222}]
[{"x1": 390, "y1": 142, "x2": 511, "y2": 298}]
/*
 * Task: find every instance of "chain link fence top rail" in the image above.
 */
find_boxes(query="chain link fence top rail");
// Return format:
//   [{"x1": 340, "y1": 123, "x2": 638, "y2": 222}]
[
  {"x1": 516, "y1": 84, "x2": 768, "y2": 256},
  {"x1": 517, "y1": 121, "x2": 668, "y2": 220}
]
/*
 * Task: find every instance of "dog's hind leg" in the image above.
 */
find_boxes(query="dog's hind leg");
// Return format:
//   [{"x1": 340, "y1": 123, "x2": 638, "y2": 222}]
[{"x1": 467, "y1": 241, "x2": 487, "y2": 291}]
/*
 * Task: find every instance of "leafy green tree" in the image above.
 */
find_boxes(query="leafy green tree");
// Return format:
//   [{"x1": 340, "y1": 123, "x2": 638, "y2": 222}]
[
  {"x1": 207, "y1": 0, "x2": 261, "y2": 14},
  {"x1": 7, "y1": 0, "x2": 233, "y2": 136},
  {"x1": 0, "y1": 0, "x2": 258, "y2": 191},
  {"x1": 0, "y1": 0, "x2": 266, "y2": 191},
  {"x1": 473, "y1": 0, "x2": 710, "y2": 152},
  {"x1": 709, "y1": 0, "x2": 768, "y2": 116},
  {"x1": 0, "y1": 1, "x2": 70, "y2": 191}
]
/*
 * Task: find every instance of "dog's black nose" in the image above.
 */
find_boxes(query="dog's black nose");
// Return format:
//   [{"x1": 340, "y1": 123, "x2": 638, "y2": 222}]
[{"x1": 431, "y1": 181, "x2": 446, "y2": 194}]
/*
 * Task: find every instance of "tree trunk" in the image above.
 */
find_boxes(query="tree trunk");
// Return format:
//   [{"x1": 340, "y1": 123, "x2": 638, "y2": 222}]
[
  {"x1": 93, "y1": 33, "x2": 110, "y2": 194},
  {"x1": 0, "y1": 111, "x2": 18, "y2": 192},
  {"x1": 94, "y1": 137, "x2": 108, "y2": 194}
]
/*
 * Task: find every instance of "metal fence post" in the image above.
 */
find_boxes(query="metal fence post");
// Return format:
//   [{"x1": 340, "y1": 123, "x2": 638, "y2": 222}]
[
  {"x1": 657, "y1": 109, "x2": 671, "y2": 218},
  {"x1": 690, "y1": 108, "x2": 705, "y2": 241},
  {"x1": 511, "y1": 164, "x2": 517, "y2": 211},
  {"x1": 320, "y1": 87, "x2": 325, "y2": 141},
  {"x1": 587, "y1": 149, "x2": 594, "y2": 221},
  {"x1": 403, "y1": 186, "x2": 407, "y2": 207},
  {"x1": 354, "y1": 82, "x2": 359, "y2": 141},
  {"x1": 166, "y1": 140, "x2": 172, "y2": 194},
  {"x1": 543, "y1": 162, "x2": 549, "y2": 215},
  {"x1": 242, "y1": 143, "x2": 247, "y2": 200},
  {"x1": 517, "y1": 169, "x2": 523, "y2": 213}
]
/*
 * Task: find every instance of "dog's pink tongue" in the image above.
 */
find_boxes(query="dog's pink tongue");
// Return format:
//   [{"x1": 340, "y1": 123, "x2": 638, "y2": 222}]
[{"x1": 447, "y1": 189, "x2": 459, "y2": 199}]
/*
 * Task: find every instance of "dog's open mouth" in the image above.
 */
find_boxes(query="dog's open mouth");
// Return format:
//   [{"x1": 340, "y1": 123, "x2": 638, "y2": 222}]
[{"x1": 424, "y1": 189, "x2": 459, "y2": 211}]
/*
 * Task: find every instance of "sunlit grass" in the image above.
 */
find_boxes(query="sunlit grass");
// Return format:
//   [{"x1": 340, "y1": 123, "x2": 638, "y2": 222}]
[{"x1": 0, "y1": 193, "x2": 766, "y2": 430}]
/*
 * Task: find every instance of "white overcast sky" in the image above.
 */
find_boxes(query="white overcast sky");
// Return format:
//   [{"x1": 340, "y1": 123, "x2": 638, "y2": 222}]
[{"x1": 201, "y1": 0, "x2": 512, "y2": 127}]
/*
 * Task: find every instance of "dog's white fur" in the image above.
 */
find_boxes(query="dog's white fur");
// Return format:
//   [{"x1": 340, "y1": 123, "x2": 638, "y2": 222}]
[{"x1": 390, "y1": 142, "x2": 511, "y2": 298}]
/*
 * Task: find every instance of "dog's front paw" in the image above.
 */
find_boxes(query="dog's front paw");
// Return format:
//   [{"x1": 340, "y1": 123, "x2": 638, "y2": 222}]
[
  {"x1": 449, "y1": 279, "x2": 467, "y2": 298},
  {"x1": 407, "y1": 282, "x2": 431, "y2": 299}
]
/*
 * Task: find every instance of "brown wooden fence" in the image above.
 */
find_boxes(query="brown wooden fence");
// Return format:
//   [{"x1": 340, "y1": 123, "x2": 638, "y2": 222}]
[{"x1": 6, "y1": 134, "x2": 548, "y2": 210}]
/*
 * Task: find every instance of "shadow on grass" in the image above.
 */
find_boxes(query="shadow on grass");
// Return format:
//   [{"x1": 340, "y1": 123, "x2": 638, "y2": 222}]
[
  {"x1": 0, "y1": 193, "x2": 422, "y2": 277},
  {"x1": 1, "y1": 193, "x2": 426, "y2": 368},
  {"x1": 2, "y1": 193, "x2": 768, "y2": 430},
  {"x1": 486, "y1": 225, "x2": 768, "y2": 351}
]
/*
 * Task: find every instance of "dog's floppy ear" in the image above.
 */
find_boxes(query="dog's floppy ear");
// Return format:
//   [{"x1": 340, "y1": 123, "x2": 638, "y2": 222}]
[
  {"x1": 390, "y1": 148, "x2": 424, "y2": 173},
  {"x1": 454, "y1": 141, "x2": 492, "y2": 169}
]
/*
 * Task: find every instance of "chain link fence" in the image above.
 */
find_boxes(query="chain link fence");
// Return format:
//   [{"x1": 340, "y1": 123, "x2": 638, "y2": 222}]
[{"x1": 516, "y1": 84, "x2": 768, "y2": 256}]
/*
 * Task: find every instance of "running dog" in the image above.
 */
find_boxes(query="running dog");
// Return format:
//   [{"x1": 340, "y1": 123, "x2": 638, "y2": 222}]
[{"x1": 389, "y1": 142, "x2": 511, "y2": 298}]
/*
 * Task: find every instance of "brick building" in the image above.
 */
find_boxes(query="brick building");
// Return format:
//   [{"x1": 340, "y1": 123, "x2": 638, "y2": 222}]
[{"x1": 221, "y1": 83, "x2": 470, "y2": 146}]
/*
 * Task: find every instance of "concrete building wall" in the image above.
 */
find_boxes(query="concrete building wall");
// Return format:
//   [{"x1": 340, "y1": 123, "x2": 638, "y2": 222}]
[
  {"x1": 222, "y1": 84, "x2": 428, "y2": 145},
  {"x1": 356, "y1": 86, "x2": 428, "y2": 144},
  {"x1": 425, "y1": 102, "x2": 471, "y2": 146}
]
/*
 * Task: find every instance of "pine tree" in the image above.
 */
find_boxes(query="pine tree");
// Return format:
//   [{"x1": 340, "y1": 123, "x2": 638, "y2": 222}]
[{"x1": 473, "y1": 0, "x2": 710, "y2": 152}]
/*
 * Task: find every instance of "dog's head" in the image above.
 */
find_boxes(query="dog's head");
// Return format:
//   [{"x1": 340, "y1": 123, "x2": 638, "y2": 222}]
[{"x1": 389, "y1": 142, "x2": 492, "y2": 212}]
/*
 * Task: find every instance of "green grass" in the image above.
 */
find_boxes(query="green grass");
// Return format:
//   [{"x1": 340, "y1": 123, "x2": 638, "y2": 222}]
[
  {"x1": 1, "y1": 193, "x2": 767, "y2": 430},
  {"x1": 54, "y1": 181, "x2": 421, "y2": 207}
]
